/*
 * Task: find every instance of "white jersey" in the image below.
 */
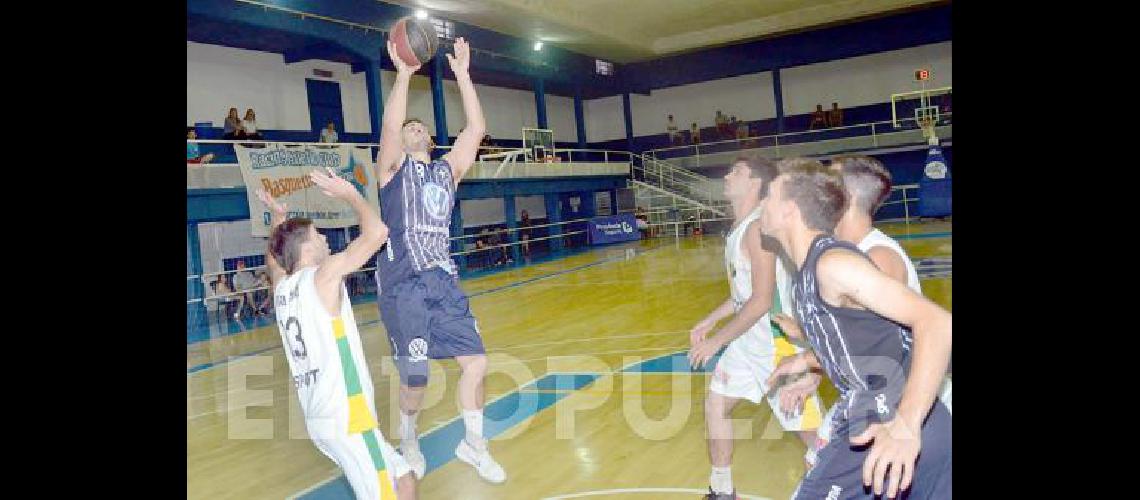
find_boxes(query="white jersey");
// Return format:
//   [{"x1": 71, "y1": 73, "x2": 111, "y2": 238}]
[
  {"x1": 857, "y1": 228, "x2": 922, "y2": 294},
  {"x1": 274, "y1": 267, "x2": 376, "y2": 434},
  {"x1": 724, "y1": 207, "x2": 790, "y2": 350}
]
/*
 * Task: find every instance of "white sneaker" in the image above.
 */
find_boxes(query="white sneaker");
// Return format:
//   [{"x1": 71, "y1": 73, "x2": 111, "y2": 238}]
[
  {"x1": 455, "y1": 437, "x2": 506, "y2": 483},
  {"x1": 400, "y1": 440, "x2": 426, "y2": 479}
]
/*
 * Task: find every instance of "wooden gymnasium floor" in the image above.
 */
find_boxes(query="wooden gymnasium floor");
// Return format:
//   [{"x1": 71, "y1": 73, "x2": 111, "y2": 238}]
[{"x1": 187, "y1": 219, "x2": 951, "y2": 500}]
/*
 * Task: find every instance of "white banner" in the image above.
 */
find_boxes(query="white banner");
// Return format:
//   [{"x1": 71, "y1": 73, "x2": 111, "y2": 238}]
[{"x1": 235, "y1": 144, "x2": 378, "y2": 237}]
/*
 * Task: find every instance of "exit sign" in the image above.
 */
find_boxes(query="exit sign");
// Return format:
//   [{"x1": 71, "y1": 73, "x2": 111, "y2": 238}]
[{"x1": 915, "y1": 69, "x2": 930, "y2": 81}]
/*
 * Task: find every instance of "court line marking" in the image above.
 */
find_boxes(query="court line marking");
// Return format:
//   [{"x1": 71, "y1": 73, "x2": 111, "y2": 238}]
[
  {"x1": 542, "y1": 487, "x2": 772, "y2": 500},
  {"x1": 188, "y1": 243, "x2": 671, "y2": 375},
  {"x1": 289, "y1": 351, "x2": 692, "y2": 499}
]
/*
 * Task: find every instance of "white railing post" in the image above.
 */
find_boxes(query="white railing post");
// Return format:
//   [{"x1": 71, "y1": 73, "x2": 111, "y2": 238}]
[
  {"x1": 903, "y1": 186, "x2": 912, "y2": 228},
  {"x1": 872, "y1": 123, "x2": 878, "y2": 147}
]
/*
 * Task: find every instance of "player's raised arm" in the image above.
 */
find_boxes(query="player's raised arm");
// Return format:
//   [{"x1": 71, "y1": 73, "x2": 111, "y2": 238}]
[{"x1": 441, "y1": 38, "x2": 486, "y2": 184}]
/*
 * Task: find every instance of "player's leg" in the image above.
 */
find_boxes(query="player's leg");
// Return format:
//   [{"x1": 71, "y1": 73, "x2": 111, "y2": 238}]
[
  {"x1": 426, "y1": 269, "x2": 504, "y2": 483},
  {"x1": 378, "y1": 277, "x2": 432, "y2": 479}
]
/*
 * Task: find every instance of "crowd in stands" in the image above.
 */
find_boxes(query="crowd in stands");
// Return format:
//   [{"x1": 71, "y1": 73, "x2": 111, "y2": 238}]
[
  {"x1": 666, "y1": 102, "x2": 851, "y2": 149},
  {"x1": 809, "y1": 102, "x2": 844, "y2": 130}
]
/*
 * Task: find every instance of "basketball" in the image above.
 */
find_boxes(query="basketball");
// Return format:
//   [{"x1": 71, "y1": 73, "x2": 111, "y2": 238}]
[{"x1": 390, "y1": 16, "x2": 439, "y2": 67}]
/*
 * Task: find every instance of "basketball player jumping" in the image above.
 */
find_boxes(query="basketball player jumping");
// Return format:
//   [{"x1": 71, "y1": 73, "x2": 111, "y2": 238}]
[
  {"x1": 372, "y1": 37, "x2": 505, "y2": 483},
  {"x1": 687, "y1": 156, "x2": 823, "y2": 500},
  {"x1": 760, "y1": 165, "x2": 952, "y2": 499},
  {"x1": 257, "y1": 170, "x2": 416, "y2": 500},
  {"x1": 770, "y1": 155, "x2": 951, "y2": 470}
]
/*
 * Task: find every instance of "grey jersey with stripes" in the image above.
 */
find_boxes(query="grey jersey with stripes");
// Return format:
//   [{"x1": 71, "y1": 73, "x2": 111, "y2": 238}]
[
  {"x1": 376, "y1": 154, "x2": 457, "y2": 292},
  {"x1": 793, "y1": 234, "x2": 913, "y2": 438}
]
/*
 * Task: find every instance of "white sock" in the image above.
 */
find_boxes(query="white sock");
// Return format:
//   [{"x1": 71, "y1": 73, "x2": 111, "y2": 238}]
[
  {"x1": 710, "y1": 466, "x2": 733, "y2": 494},
  {"x1": 462, "y1": 409, "x2": 484, "y2": 448},
  {"x1": 400, "y1": 410, "x2": 419, "y2": 444}
]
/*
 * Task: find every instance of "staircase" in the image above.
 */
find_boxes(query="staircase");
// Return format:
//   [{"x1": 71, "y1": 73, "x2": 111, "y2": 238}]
[{"x1": 628, "y1": 154, "x2": 729, "y2": 236}]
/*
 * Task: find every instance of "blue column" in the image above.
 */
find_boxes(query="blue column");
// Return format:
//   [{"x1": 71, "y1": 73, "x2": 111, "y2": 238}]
[
  {"x1": 187, "y1": 223, "x2": 207, "y2": 331},
  {"x1": 364, "y1": 59, "x2": 384, "y2": 144},
  {"x1": 582, "y1": 191, "x2": 597, "y2": 218},
  {"x1": 574, "y1": 90, "x2": 587, "y2": 150},
  {"x1": 545, "y1": 193, "x2": 563, "y2": 253},
  {"x1": 609, "y1": 190, "x2": 618, "y2": 216},
  {"x1": 451, "y1": 199, "x2": 466, "y2": 271},
  {"x1": 622, "y1": 93, "x2": 634, "y2": 153},
  {"x1": 503, "y1": 195, "x2": 520, "y2": 264},
  {"x1": 431, "y1": 56, "x2": 450, "y2": 147},
  {"x1": 534, "y1": 78, "x2": 548, "y2": 130},
  {"x1": 772, "y1": 68, "x2": 785, "y2": 135}
]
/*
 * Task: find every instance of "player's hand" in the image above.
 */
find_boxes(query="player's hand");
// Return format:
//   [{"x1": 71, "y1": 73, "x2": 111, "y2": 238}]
[
  {"x1": 772, "y1": 313, "x2": 805, "y2": 341},
  {"x1": 777, "y1": 370, "x2": 820, "y2": 418},
  {"x1": 765, "y1": 352, "x2": 810, "y2": 390},
  {"x1": 688, "y1": 335, "x2": 724, "y2": 369},
  {"x1": 387, "y1": 40, "x2": 422, "y2": 75},
  {"x1": 851, "y1": 418, "x2": 921, "y2": 498},
  {"x1": 310, "y1": 167, "x2": 360, "y2": 200},
  {"x1": 255, "y1": 188, "x2": 287, "y2": 217},
  {"x1": 446, "y1": 37, "x2": 470, "y2": 75},
  {"x1": 689, "y1": 318, "x2": 715, "y2": 346}
]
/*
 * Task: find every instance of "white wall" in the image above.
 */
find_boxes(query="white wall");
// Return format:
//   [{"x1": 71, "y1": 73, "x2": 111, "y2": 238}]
[
  {"x1": 197, "y1": 220, "x2": 268, "y2": 275},
  {"x1": 781, "y1": 42, "x2": 952, "y2": 114},
  {"x1": 515, "y1": 195, "x2": 547, "y2": 220},
  {"x1": 188, "y1": 41, "x2": 554, "y2": 139},
  {"x1": 461, "y1": 195, "x2": 548, "y2": 229},
  {"x1": 187, "y1": 41, "x2": 372, "y2": 133},
  {"x1": 585, "y1": 95, "x2": 626, "y2": 143},
  {"x1": 630, "y1": 72, "x2": 775, "y2": 136},
  {"x1": 581, "y1": 41, "x2": 951, "y2": 141}
]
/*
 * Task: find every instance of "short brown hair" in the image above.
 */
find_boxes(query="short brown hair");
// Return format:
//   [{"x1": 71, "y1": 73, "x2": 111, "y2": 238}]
[
  {"x1": 775, "y1": 157, "x2": 826, "y2": 174},
  {"x1": 269, "y1": 218, "x2": 314, "y2": 274},
  {"x1": 778, "y1": 168, "x2": 847, "y2": 233},
  {"x1": 734, "y1": 155, "x2": 778, "y2": 198},
  {"x1": 831, "y1": 155, "x2": 892, "y2": 217}
]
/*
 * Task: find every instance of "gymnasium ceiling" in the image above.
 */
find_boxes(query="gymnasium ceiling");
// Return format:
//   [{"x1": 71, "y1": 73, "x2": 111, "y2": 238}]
[{"x1": 380, "y1": 0, "x2": 950, "y2": 63}]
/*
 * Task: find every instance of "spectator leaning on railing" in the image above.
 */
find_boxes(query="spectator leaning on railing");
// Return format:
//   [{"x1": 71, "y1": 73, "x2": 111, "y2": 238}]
[
  {"x1": 828, "y1": 102, "x2": 844, "y2": 127},
  {"x1": 224, "y1": 107, "x2": 242, "y2": 139},
  {"x1": 242, "y1": 108, "x2": 263, "y2": 140},
  {"x1": 231, "y1": 260, "x2": 259, "y2": 319},
  {"x1": 187, "y1": 128, "x2": 215, "y2": 164},
  {"x1": 319, "y1": 121, "x2": 339, "y2": 143},
  {"x1": 809, "y1": 104, "x2": 828, "y2": 130}
]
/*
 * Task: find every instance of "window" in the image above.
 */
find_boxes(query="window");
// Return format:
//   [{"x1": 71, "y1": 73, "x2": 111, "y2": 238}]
[
  {"x1": 595, "y1": 59, "x2": 614, "y2": 76},
  {"x1": 431, "y1": 18, "x2": 455, "y2": 40}
]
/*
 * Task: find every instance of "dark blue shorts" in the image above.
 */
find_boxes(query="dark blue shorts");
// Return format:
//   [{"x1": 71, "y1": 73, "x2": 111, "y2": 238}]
[
  {"x1": 794, "y1": 400, "x2": 952, "y2": 500},
  {"x1": 377, "y1": 268, "x2": 485, "y2": 388}
]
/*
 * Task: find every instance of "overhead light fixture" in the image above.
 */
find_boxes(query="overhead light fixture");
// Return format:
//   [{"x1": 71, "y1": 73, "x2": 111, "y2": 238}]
[
  {"x1": 533, "y1": 41, "x2": 543, "y2": 51},
  {"x1": 415, "y1": 9, "x2": 428, "y2": 20}
]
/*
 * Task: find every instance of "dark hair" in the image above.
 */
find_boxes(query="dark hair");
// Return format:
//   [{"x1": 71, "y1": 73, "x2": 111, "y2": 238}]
[
  {"x1": 187, "y1": 127, "x2": 195, "y2": 135},
  {"x1": 734, "y1": 155, "x2": 778, "y2": 198},
  {"x1": 775, "y1": 157, "x2": 825, "y2": 174},
  {"x1": 777, "y1": 160, "x2": 847, "y2": 232},
  {"x1": 831, "y1": 155, "x2": 892, "y2": 217},
  {"x1": 269, "y1": 218, "x2": 314, "y2": 274}
]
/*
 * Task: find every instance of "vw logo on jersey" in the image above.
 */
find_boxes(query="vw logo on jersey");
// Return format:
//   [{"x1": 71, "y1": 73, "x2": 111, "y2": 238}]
[
  {"x1": 407, "y1": 337, "x2": 428, "y2": 362},
  {"x1": 422, "y1": 182, "x2": 451, "y2": 220}
]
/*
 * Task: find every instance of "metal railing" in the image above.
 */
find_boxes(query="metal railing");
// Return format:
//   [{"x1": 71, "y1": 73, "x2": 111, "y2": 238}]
[
  {"x1": 188, "y1": 215, "x2": 596, "y2": 307},
  {"x1": 187, "y1": 140, "x2": 634, "y2": 188},
  {"x1": 645, "y1": 113, "x2": 952, "y2": 168}
]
